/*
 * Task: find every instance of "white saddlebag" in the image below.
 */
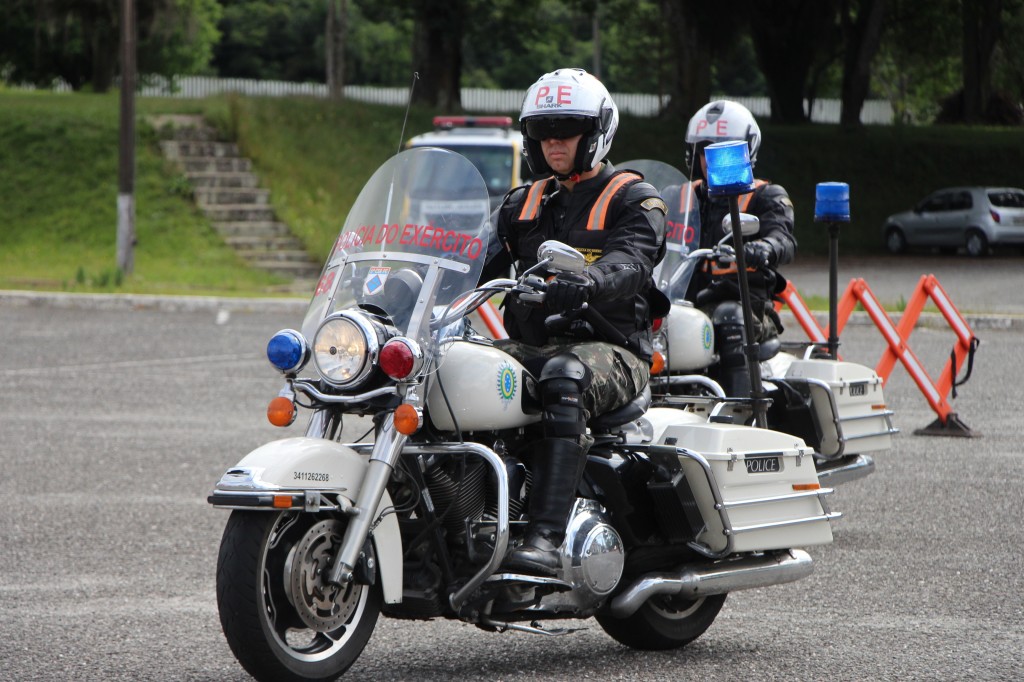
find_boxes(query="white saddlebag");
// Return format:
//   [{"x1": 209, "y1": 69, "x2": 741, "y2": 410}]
[{"x1": 659, "y1": 423, "x2": 837, "y2": 554}]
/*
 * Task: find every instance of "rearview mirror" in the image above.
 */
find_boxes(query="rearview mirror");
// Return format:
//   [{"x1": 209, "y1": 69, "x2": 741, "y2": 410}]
[
  {"x1": 721, "y1": 212, "x2": 760, "y2": 237},
  {"x1": 537, "y1": 240, "x2": 586, "y2": 275}
]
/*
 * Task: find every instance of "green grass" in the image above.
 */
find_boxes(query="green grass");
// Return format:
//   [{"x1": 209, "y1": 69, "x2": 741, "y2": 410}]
[
  {"x1": 0, "y1": 91, "x2": 283, "y2": 295},
  {"x1": 3, "y1": 89, "x2": 1024, "y2": 296},
  {"x1": 221, "y1": 95, "x2": 436, "y2": 260}
]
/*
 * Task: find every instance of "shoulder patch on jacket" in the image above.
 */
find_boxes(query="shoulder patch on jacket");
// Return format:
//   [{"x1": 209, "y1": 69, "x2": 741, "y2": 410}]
[{"x1": 641, "y1": 197, "x2": 668, "y2": 214}]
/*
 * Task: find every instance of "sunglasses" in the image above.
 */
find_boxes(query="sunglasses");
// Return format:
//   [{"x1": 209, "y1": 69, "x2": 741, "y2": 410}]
[{"x1": 524, "y1": 117, "x2": 594, "y2": 141}]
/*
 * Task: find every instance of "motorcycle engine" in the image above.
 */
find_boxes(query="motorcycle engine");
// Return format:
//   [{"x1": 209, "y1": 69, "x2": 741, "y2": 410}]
[{"x1": 550, "y1": 499, "x2": 625, "y2": 612}]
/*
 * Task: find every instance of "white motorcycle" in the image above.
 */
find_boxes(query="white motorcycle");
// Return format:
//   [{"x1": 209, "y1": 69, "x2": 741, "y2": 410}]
[
  {"x1": 622, "y1": 159, "x2": 897, "y2": 486},
  {"x1": 209, "y1": 149, "x2": 842, "y2": 681}
]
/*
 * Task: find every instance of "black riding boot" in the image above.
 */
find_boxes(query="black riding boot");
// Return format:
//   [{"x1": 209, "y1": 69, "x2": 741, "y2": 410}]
[{"x1": 502, "y1": 437, "x2": 589, "y2": 576}]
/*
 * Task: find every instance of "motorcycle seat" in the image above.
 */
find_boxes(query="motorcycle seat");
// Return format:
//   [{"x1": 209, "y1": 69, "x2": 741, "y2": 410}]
[{"x1": 589, "y1": 385, "x2": 652, "y2": 430}]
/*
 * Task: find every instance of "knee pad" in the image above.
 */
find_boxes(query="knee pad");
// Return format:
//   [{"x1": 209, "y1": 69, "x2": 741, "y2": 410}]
[
  {"x1": 538, "y1": 354, "x2": 592, "y2": 387},
  {"x1": 711, "y1": 301, "x2": 750, "y2": 396},
  {"x1": 711, "y1": 301, "x2": 745, "y2": 366},
  {"x1": 539, "y1": 379, "x2": 588, "y2": 439},
  {"x1": 538, "y1": 354, "x2": 593, "y2": 438}
]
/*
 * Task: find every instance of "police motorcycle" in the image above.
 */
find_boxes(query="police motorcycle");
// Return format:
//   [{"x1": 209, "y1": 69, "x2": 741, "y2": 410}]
[
  {"x1": 209, "y1": 148, "x2": 842, "y2": 681},
  {"x1": 621, "y1": 159, "x2": 896, "y2": 488}
]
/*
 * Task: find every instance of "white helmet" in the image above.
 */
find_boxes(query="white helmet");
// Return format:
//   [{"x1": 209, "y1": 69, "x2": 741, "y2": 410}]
[
  {"x1": 519, "y1": 68, "x2": 619, "y2": 178},
  {"x1": 685, "y1": 100, "x2": 762, "y2": 174}
]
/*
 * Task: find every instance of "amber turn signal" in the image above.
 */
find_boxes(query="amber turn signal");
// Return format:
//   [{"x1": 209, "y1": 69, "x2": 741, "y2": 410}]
[
  {"x1": 792, "y1": 483, "x2": 821, "y2": 491},
  {"x1": 393, "y1": 403, "x2": 421, "y2": 435},
  {"x1": 650, "y1": 351, "x2": 666, "y2": 375},
  {"x1": 267, "y1": 396, "x2": 297, "y2": 427}
]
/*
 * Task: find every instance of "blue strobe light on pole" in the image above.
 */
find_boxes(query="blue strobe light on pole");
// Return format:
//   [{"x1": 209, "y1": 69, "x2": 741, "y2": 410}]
[
  {"x1": 704, "y1": 140, "x2": 756, "y2": 197},
  {"x1": 815, "y1": 182, "x2": 851, "y2": 360},
  {"x1": 703, "y1": 140, "x2": 766, "y2": 427}
]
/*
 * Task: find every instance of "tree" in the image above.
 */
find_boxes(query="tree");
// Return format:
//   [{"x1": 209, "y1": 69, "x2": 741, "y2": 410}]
[
  {"x1": 749, "y1": 0, "x2": 839, "y2": 123},
  {"x1": 213, "y1": 0, "x2": 323, "y2": 82},
  {"x1": 0, "y1": 0, "x2": 220, "y2": 92},
  {"x1": 325, "y1": 0, "x2": 347, "y2": 99},
  {"x1": 660, "y1": 0, "x2": 713, "y2": 119},
  {"x1": 345, "y1": 1, "x2": 412, "y2": 86},
  {"x1": 873, "y1": 0, "x2": 960, "y2": 123},
  {"x1": 962, "y1": 0, "x2": 1003, "y2": 122},
  {"x1": 410, "y1": 0, "x2": 468, "y2": 109},
  {"x1": 839, "y1": 0, "x2": 888, "y2": 128}
]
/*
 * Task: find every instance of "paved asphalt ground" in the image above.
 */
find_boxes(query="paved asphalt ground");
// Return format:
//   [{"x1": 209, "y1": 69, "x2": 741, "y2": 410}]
[
  {"x1": 779, "y1": 253, "x2": 1024, "y2": 317},
  {"x1": 1, "y1": 254, "x2": 1022, "y2": 681}
]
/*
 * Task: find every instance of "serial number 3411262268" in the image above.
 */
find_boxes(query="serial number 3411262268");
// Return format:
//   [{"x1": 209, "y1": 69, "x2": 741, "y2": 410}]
[{"x1": 293, "y1": 471, "x2": 330, "y2": 482}]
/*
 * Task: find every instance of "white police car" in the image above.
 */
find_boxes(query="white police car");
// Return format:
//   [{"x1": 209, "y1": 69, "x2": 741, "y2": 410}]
[{"x1": 405, "y1": 116, "x2": 536, "y2": 210}]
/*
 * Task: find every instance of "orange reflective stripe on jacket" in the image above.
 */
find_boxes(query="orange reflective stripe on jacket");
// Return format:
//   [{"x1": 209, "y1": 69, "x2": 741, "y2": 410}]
[
  {"x1": 586, "y1": 172, "x2": 643, "y2": 231},
  {"x1": 684, "y1": 178, "x2": 767, "y2": 213},
  {"x1": 738, "y1": 179, "x2": 768, "y2": 211},
  {"x1": 517, "y1": 177, "x2": 554, "y2": 222}
]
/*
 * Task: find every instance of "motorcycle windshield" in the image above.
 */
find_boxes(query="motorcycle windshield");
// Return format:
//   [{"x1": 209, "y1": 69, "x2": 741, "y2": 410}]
[
  {"x1": 619, "y1": 159, "x2": 700, "y2": 303},
  {"x1": 301, "y1": 148, "x2": 491, "y2": 349}
]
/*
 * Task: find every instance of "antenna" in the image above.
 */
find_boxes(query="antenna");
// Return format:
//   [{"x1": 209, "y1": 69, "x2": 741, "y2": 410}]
[{"x1": 397, "y1": 72, "x2": 420, "y2": 155}]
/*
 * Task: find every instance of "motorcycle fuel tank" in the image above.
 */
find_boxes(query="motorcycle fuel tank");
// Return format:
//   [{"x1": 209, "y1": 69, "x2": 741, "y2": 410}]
[
  {"x1": 663, "y1": 303, "x2": 715, "y2": 371},
  {"x1": 426, "y1": 339, "x2": 542, "y2": 432}
]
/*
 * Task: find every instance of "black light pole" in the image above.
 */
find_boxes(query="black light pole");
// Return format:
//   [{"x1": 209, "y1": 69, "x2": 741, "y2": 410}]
[
  {"x1": 117, "y1": 0, "x2": 136, "y2": 275},
  {"x1": 704, "y1": 140, "x2": 767, "y2": 428},
  {"x1": 814, "y1": 183, "x2": 851, "y2": 359},
  {"x1": 726, "y1": 194, "x2": 768, "y2": 428}
]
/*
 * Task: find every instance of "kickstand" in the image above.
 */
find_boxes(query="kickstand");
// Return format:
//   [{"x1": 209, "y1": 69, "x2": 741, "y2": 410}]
[{"x1": 914, "y1": 413, "x2": 979, "y2": 438}]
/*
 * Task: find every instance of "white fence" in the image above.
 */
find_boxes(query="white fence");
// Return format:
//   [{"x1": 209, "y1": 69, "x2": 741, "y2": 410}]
[{"x1": 137, "y1": 75, "x2": 889, "y2": 125}]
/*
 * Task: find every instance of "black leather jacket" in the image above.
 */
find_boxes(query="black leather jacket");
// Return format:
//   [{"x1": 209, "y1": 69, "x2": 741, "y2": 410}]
[
  {"x1": 480, "y1": 163, "x2": 667, "y2": 361},
  {"x1": 685, "y1": 179, "x2": 797, "y2": 306}
]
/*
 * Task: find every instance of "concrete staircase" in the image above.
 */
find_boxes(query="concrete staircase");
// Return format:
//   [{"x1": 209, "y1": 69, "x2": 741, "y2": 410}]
[{"x1": 152, "y1": 114, "x2": 321, "y2": 291}]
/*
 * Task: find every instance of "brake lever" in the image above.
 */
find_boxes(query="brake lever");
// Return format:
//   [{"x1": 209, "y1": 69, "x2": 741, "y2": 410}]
[{"x1": 513, "y1": 274, "x2": 548, "y2": 306}]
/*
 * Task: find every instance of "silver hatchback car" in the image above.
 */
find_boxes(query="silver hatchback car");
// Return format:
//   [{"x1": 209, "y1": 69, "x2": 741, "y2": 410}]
[{"x1": 882, "y1": 186, "x2": 1024, "y2": 256}]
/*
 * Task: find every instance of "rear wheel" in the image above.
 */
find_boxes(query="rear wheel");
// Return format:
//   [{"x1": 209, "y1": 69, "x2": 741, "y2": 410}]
[
  {"x1": 884, "y1": 226, "x2": 907, "y2": 254},
  {"x1": 965, "y1": 229, "x2": 989, "y2": 257},
  {"x1": 216, "y1": 511, "x2": 381, "y2": 682},
  {"x1": 596, "y1": 593, "x2": 727, "y2": 650}
]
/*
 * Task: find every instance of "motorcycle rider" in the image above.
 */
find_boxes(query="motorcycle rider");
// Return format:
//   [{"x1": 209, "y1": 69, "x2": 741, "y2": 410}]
[
  {"x1": 673, "y1": 100, "x2": 796, "y2": 395},
  {"x1": 480, "y1": 68, "x2": 667, "y2": 576}
]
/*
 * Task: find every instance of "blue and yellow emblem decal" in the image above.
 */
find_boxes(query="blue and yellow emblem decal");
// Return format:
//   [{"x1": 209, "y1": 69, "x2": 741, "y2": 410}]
[
  {"x1": 703, "y1": 322, "x2": 713, "y2": 350},
  {"x1": 497, "y1": 363, "x2": 517, "y2": 404}
]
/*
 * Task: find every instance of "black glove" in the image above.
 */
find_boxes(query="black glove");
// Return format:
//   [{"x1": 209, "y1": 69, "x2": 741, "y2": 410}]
[
  {"x1": 545, "y1": 272, "x2": 596, "y2": 315},
  {"x1": 743, "y1": 240, "x2": 774, "y2": 269}
]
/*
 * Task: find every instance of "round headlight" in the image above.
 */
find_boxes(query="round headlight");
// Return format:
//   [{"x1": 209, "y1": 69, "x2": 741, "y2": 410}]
[{"x1": 312, "y1": 313, "x2": 379, "y2": 387}]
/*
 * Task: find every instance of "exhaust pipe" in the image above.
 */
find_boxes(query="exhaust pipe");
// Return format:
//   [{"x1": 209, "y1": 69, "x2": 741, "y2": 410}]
[
  {"x1": 609, "y1": 549, "x2": 813, "y2": 618},
  {"x1": 817, "y1": 454, "x2": 875, "y2": 487}
]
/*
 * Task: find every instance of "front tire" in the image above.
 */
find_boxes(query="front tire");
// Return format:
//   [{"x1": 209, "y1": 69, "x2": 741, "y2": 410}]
[
  {"x1": 216, "y1": 511, "x2": 382, "y2": 682},
  {"x1": 965, "y1": 229, "x2": 989, "y2": 257},
  {"x1": 596, "y1": 593, "x2": 726, "y2": 650},
  {"x1": 884, "y1": 226, "x2": 907, "y2": 254}
]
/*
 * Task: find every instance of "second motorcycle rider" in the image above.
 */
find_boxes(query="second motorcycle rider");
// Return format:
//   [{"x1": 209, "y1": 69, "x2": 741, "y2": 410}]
[{"x1": 479, "y1": 68, "x2": 667, "y2": 576}]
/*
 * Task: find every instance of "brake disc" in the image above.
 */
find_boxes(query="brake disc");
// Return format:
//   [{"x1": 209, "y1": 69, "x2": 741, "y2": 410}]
[{"x1": 286, "y1": 518, "x2": 362, "y2": 631}]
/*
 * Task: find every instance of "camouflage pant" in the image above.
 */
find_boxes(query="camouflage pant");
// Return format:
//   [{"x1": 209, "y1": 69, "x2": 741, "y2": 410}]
[{"x1": 494, "y1": 339, "x2": 650, "y2": 420}]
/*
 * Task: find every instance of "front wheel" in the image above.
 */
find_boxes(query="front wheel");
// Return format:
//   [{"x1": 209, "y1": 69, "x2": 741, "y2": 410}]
[
  {"x1": 965, "y1": 229, "x2": 989, "y2": 257},
  {"x1": 596, "y1": 592, "x2": 727, "y2": 650},
  {"x1": 216, "y1": 511, "x2": 382, "y2": 682},
  {"x1": 884, "y1": 226, "x2": 907, "y2": 254}
]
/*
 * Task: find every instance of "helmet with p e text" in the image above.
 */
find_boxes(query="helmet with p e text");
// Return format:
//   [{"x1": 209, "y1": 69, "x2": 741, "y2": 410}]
[{"x1": 520, "y1": 68, "x2": 619, "y2": 179}]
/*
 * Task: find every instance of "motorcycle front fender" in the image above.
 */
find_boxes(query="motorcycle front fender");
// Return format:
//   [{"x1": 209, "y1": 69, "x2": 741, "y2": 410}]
[{"x1": 209, "y1": 437, "x2": 403, "y2": 604}]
